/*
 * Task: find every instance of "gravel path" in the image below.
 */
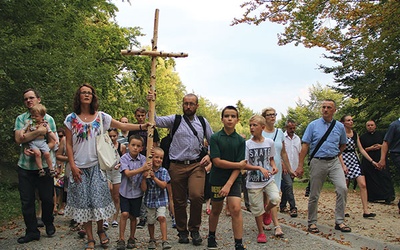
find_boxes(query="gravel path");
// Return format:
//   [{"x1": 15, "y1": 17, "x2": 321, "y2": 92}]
[{"x1": 1, "y1": 188, "x2": 399, "y2": 249}]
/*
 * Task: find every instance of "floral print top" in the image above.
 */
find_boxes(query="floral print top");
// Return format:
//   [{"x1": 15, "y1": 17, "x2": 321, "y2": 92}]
[{"x1": 64, "y1": 111, "x2": 112, "y2": 168}]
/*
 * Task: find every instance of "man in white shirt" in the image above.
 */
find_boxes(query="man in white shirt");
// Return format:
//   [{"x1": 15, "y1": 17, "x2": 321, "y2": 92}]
[{"x1": 280, "y1": 119, "x2": 301, "y2": 217}]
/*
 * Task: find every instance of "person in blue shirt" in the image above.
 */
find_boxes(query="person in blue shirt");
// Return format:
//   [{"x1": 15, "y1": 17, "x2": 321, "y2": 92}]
[
  {"x1": 296, "y1": 99, "x2": 350, "y2": 234},
  {"x1": 379, "y1": 118, "x2": 400, "y2": 214}
]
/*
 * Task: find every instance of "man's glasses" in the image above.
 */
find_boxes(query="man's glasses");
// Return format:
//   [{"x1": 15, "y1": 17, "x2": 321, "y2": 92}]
[
  {"x1": 264, "y1": 113, "x2": 277, "y2": 117},
  {"x1": 58, "y1": 134, "x2": 64, "y2": 138},
  {"x1": 80, "y1": 91, "x2": 93, "y2": 96}
]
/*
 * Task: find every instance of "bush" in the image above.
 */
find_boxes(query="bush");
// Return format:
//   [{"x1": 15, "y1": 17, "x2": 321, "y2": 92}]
[{"x1": 0, "y1": 182, "x2": 21, "y2": 225}]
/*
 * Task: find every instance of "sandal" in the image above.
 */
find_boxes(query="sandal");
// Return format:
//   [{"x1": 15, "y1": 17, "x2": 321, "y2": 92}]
[
  {"x1": 38, "y1": 168, "x2": 46, "y2": 177},
  {"x1": 49, "y1": 169, "x2": 56, "y2": 177},
  {"x1": 85, "y1": 239, "x2": 95, "y2": 250},
  {"x1": 335, "y1": 223, "x2": 351, "y2": 232},
  {"x1": 274, "y1": 225, "x2": 284, "y2": 237},
  {"x1": 289, "y1": 208, "x2": 298, "y2": 218},
  {"x1": 97, "y1": 229, "x2": 110, "y2": 247},
  {"x1": 307, "y1": 224, "x2": 320, "y2": 233}
]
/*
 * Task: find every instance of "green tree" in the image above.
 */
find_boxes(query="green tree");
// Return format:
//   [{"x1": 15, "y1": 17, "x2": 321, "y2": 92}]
[
  {"x1": 233, "y1": 0, "x2": 400, "y2": 124},
  {"x1": 0, "y1": 0, "x2": 145, "y2": 168},
  {"x1": 280, "y1": 83, "x2": 357, "y2": 137}
]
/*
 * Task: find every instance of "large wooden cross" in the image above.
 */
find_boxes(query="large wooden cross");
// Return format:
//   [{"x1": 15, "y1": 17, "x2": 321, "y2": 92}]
[{"x1": 121, "y1": 9, "x2": 188, "y2": 164}]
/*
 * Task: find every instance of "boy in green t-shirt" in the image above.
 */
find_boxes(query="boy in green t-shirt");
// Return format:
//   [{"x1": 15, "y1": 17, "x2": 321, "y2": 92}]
[{"x1": 208, "y1": 105, "x2": 247, "y2": 250}]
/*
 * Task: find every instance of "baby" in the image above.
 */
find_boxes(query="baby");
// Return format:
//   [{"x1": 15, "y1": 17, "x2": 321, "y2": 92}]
[{"x1": 20, "y1": 104, "x2": 58, "y2": 177}]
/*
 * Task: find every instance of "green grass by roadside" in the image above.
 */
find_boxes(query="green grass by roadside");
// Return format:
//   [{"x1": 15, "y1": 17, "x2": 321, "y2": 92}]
[{"x1": 0, "y1": 183, "x2": 22, "y2": 226}]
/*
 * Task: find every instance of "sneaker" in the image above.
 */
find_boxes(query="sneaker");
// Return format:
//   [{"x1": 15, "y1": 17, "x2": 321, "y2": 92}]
[
  {"x1": 263, "y1": 211, "x2": 272, "y2": 225},
  {"x1": 257, "y1": 233, "x2": 267, "y2": 243},
  {"x1": 148, "y1": 239, "x2": 156, "y2": 249},
  {"x1": 191, "y1": 230, "x2": 202, "y2": 246},
  {"x1": 235, "y1": 243, "x2": 246, "y2": 250},
  {"x1": 137, "y1": 219, "x2": 146, "y2": 229},
  {"x1": 126, "y1": 238, "x2": 136, "y2": 249},
  {"x1": 112, "y1": 220, "x2": 119, "y2": 227},
  {"x1": 103, "y1": 221, "x2": 109, "y2": 230},
  {"x1": 69, "y1": 219, "x2": 78, "y2": 228},
  {"x1": 116, "y1": 239, "x2": 126, "y2": 250},
  {"x1": 78, "y1": 228, "x2": 86, "y2": 238},
  {"x1": 207, "y1": 235, "x2": 218, "y2": 249},
  {"x1": 171, "y1": 216, "x2": 176, "y2": 228},
  {"x1": 162, "y1": 240, "x2": 172, "y2": 249},
  {"x1": 37, "y1": 217, "x2": 44, "y2": 227},
  {"x1": 45, "y1": 223, "x2": 56, "y2": 236},
  {"x1": 178, "y1": 232, "x2": 189, "y2": 244}
]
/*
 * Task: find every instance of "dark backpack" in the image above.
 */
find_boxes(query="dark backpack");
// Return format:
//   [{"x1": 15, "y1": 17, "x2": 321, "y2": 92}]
[{"x1": 160, "y1": 115, "x2": 206, "y2": 169}]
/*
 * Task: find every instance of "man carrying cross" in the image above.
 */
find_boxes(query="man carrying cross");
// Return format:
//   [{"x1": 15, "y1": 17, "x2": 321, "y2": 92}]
[
  {"x1": 122, "y1": 9, "x2": 212, "y2": 245},
  {"x1": 147, "y1": 92, "x2": 213, "y2": 245}
]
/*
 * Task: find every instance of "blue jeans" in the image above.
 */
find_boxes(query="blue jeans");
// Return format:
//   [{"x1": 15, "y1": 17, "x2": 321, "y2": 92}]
[
  {"x1": 18, "y1": 167, "x2": 54, "y2": 236},
  {"x1": 280, "y1": 172, "x2": 296, "y2": 210}
]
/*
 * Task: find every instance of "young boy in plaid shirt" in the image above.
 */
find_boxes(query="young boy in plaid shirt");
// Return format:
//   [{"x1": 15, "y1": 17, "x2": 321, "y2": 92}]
[{"x1": 141, "y1": 147, "x2": 172, "y2": 249}]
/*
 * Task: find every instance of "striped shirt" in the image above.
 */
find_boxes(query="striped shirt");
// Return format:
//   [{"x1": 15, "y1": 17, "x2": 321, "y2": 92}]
[
  {"x1": 14, "y1": 111, "x2": 57, "y2": 170},
  {"x1": 155, "y1": 114, "x2": 213, "y2": 161}
]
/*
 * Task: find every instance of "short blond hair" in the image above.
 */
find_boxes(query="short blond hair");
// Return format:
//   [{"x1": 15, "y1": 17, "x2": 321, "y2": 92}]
[
  {"x1": 249, "y1": 115, "x2": 266, "y2": 126},
  {"x1": 30, "y1": 104, "x2": 47, "y2": 117},
  {"x1": 261, "y1": 107, "x2": 276, "y2": 118}
]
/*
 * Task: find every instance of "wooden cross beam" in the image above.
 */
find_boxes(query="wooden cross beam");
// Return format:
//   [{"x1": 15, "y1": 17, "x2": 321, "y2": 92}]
[{"x1": 121, "y1": 9, "x2": 188, "y2": 164}]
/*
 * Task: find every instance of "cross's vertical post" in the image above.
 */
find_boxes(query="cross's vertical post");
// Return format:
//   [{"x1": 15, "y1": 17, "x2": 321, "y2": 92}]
[{"x1": 121, "y1": 9, "x2": 188, "y2": 168}]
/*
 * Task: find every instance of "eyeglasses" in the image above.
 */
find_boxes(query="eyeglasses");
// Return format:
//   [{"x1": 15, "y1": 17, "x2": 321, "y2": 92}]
[
  {"x1": 24, "y1": 96, "x2": 36, "y2": 101},
  {"x1": 80, "y1": 91, "x2": 93, "y2": 96},
  {"x1": 264, "y1": 113, "x2": 277, "y2": 117},
  {"x1": 183, "y1": 102, "x2": 197, "y2": 107},
  {"x1": 58, "y1": 134, "x2": 64, "y2": 138}
]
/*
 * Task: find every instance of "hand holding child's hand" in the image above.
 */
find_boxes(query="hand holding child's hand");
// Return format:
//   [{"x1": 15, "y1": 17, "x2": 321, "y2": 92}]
[{"x1": 271, "y1": 166, "x2": 278, "y2": 175}]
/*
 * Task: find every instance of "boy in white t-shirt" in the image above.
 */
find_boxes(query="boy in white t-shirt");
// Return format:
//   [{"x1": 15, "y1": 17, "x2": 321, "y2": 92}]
[{"x1": 245, "y1": 115, "x2": 284, "y2": 243}]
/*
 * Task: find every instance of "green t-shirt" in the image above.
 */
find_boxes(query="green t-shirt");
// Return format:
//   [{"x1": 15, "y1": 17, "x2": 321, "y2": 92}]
[
  {"x1": 209, "y1": 128, "x2": 245, "y2": 186},
  {"x1": 14, "y1": 111, "x2": 57, "y2": 170}
]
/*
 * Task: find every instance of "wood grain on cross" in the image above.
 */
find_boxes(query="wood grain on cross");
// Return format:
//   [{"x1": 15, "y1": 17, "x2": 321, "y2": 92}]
[{"x1": 121, "y1": 9, "x2": 188, "y2": 165}]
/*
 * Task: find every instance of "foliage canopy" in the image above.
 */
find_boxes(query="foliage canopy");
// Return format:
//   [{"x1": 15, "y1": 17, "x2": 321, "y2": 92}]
[{"x1": 233, "y1": 0, "x2": 400, "y2": 124}]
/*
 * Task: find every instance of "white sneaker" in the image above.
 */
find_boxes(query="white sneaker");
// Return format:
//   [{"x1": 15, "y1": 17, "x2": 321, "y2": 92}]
[
  {"x1": 112, "y1": 220, "x2": 118, "y2": 227},
  {"x1": 103, "y1": 221, "x2": 109, "y2": 230}
]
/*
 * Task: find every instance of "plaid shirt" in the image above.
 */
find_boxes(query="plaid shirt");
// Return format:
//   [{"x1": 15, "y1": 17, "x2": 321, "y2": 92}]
[
  {"x1": 14, "y1": 111, "x2": 57, "y2": 170},
  {"x1": 143, "y1": 167, "x2": 170, "y2": 208}
]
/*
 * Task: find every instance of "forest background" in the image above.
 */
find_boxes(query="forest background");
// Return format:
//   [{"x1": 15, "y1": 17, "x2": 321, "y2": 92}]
[{"x1": 1, "y1": 0, "x2": 399, "y2": 188}]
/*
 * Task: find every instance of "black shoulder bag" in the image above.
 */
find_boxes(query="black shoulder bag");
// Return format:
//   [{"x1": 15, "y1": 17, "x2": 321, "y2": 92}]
[{"x1": 308, "y1": 120, "x2": 336, "y2": 165}]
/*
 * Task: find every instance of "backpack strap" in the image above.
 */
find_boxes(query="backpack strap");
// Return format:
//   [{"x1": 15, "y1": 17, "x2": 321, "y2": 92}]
[
  {"x1": 171, "y1": 115, "x2": 182, "y2": 137},
  {"x1": 198, "y1": 116, "x2": 207, "y2": 139}
]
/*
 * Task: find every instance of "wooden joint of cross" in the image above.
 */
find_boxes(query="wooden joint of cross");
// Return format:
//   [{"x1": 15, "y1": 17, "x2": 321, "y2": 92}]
[{"x1": 120, "y1": 9, "x2": 188, "y2": 170}]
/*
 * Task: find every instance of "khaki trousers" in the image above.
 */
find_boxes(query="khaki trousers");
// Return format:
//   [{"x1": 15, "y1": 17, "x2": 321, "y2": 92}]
[{"x1": 169, "y1": 162, "x2": 205, "y2": 234}]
